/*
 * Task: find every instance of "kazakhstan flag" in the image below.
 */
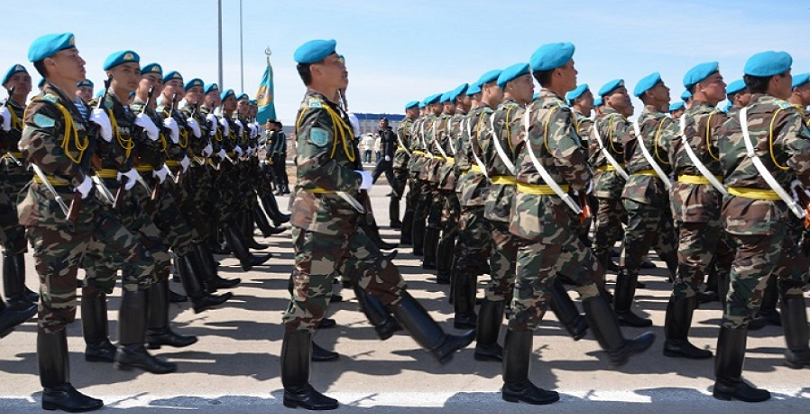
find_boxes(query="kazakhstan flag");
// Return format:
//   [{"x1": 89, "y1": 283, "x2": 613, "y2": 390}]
[{"x1": 256, "y1": 54, "x2": 276, "y2": 125}]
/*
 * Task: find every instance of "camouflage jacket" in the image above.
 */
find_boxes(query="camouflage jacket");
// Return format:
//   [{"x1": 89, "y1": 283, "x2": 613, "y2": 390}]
[
  {"x1": 429, "y1": 111, "x2": 452, "y2": 184},
  {"x1": 573, "y1": 109, "x2": 593, "y2": 160},
  {"x1": 621, "y1": 105, "x2": 673, "y2": 206},
  {"x1": 590, "y1": 107, "x2": 628, "y2": 199},
  {"x1": 668, "y1": 100, "x2": 727, "y2": 223},
  {"x1": 289, "y1": 89, "x2": 363, "y2": 235},
  {"x1": 453, "y1": 110, "x2": 473, "y2": 175},
  {"x1": 458, "y1": 104, "x2": 494, "y2": 207},
  {"x1": 130, "y1": 98, "x2": 169, "y2": 170},
  {"x1": 0, "y1": 98, "x2": 25, "y2": 153},
  {"x1": 393, "y1": 116, "x2": 413, "y2": 170},
  {"x1": 483, "y1": 98, "x2": 521, "y2": 223},
  {"x1": 510, "y1": 89, "x2": 590, "y2": 241},
  {"x1": 180, "y1": 104, "x2": 211, "y2": 160},
  {"x1": 439, "y1": 109, "x2": 465, "y2": 191},
  {"x1": 408, "y1": 116, "x2": 428, "y2": 177},
  {"x1": 424, "y1": 113, "x2": 443, "y2": 183},
  {"x1": 157, "y1": 103, "x2": 193, "y2": 164},
  {"x1": 719, "y1": 93, "x2": 810, "y2": 235},
  {"x1": 96, "y1": 90, "x2": 141, "y2": 175}
]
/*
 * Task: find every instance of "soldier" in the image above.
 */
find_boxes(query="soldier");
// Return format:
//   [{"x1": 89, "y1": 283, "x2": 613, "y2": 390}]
[
  {"x1": 281, "y1": 39, "x2": 473, "y2": 410},
  {"x1": 19, "y1": 32, "x2": 158, "y2": 412},
  {"x1": 566, "y1": 84, "x2": 597, "y2": 246},
  {"x1": 371, "y1": 117, "x2": 396, "y2": 187},
  {"x1": 669, "y1": 101, "x2": 685, "y2": 118},
  {"x1": 716, "y1": 51, "x2": 810, "y2": 402},
  {"x1": 76, "y1": 78, "x2": 93, "y2": 105},
  {"x1": 392, "y1": 101, "x2": 418, "y2": 233},
  {"x1": 505, "y1": 42, "x2": 653, "y2": 405},
  {"x1": 681, "y1": 89, "x2": 693, "y2": 108},
  {"x1": 593, "y1": 96, "x2": 604, "y2": 116},
  {"x1": 725, "y1": 80, "x2": 751, "y2": 114},
  {"x1": 1, "y1": 63, "x2": 39, "y2": 310},
  {"x1": 270, "y1": 120, "x2": 291, "y2": 195}
]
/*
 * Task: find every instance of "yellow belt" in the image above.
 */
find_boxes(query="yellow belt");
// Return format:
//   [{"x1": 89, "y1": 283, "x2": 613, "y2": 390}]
[
  {"x1": 96, "y1": 169, "x2": 118, "y2": 179},
  {"x1": 33, "y1": 175, "x2": 70, "y2": 186},
  {"x1": 678, "y1": 175, "x2": 723, "y2": 185},
  {"x1": 444, "y1": 157, "x2": 455, "y2": 164},
  {"x1": 597, "y1": 164, "x2": 624, "y2": 172},
  {"x1": 633, "y1": 169, "x2": 658, "y2": 177},
  {"x1": 227, "y1": 152, "x2": 236, "y2": 158},
  {"x1": 470, "y1": 165, "x2": 484, "y2": 174},
  {"x1": 305, "y1": 187, "x2": 335, "y2": 194},
  {"x1": 459, "y1": 167, "x2": 470, "y2": 173},
  {"x1": 4, "y1": 151, "x2": 22, "y2": 158},
  {"x1": 727, "y1": 187, "x2": 781, "y2": 201},
  {"x1": 136, "y1": 164, "x2": 154, "y2": 172},
  {"x1": 412, "y1": 150, "x2": 426, "y2": 156},
  {"x1": 490, "y1": 175, "x2": 516, "y2": 186},
  {"x1": 206, "y1": 159, "x2": 214, "y2": 166},
  {"x1": 164, "y1": 160, "x2": 179, "y2": 167},
  {"x1": 517, "y1": 182, "x2": 569, "y2": 195}
]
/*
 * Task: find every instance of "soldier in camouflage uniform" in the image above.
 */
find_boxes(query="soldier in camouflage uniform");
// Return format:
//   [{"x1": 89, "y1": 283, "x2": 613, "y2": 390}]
[
  {"x1": 392, "y1": 101, "x2": 417, "y2": 236},
  {"x1": 281, "y1": 39, "x2": 473, "y2": 411},
  {"x1": 413, "y1": 93, "x2": 443, "y2": 267},
  {"x1": 19, "y1": 33, "x2": 156, "y2": 412},
  {"x1": 504, "y1": 42, "x2": 654, "y2": 405},
  {"x1": 715, "y1": 51, "x2": 810, "y2": 402},
  {"x1": 0, "y1": 64, "x2": 39, "y2": 309},
  {"x1": 409, "y1": 96, "x2": 440, "y2": 257},
  {"x1": 422, "y1": 93, "x2": 455, "y2": 271},
  {"x1": 567, "y1": 84, "x2": 597, "y2": 246}
]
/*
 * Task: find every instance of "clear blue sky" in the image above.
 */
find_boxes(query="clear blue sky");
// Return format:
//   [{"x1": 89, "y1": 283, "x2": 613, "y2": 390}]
[{"x1": 2, "y1": 0, "x2": 808, "y2": 124}]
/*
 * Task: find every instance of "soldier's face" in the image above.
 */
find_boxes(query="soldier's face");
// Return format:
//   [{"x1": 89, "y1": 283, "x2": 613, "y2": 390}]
[
  {"x1": 648, "y1": 81, "x2": 671, "y2": 110},
  {"x1": 671, "y1": 108, "x2": 685, "y2": 119},
  {"x1": 772, "y1": 70, "x2": 792, "y2": 100},
  {"x1": 578, "y1": 90, "x2": 594, "y2": 113},
  {"x1": 163, "y1": 79, "x2": 184, "y2": 102},
  {"x1": 4, "y1": 72, "x2": 32, "y2": 101},
  {"x1": 406, "y1": 107, "x2": 419, "y2": 118},
  {"x1": 206, "y1": 91, "x2": 221, "y2": 107},
  {"x1": 607, "y1": 87, "x2": 633, "y2": 117},
  {"x1": 697, "y1": 72, "x2": 727, "y2": 104},
  {"x1": 312, "y1": 53, "x2": 348, "y2": 90},
  {"x1": 735, "y1": 91, "x2": 752, "y2": 107},
  {"x1": 237, "y1": 99, "x2": 250, "y2": 115},
  {"x1": 558, "y1": 60, "x2": 577, "y2": 92},
  {"x1": 509, "y1": 73, "x2": 535, "y2": 105},
  {"x1": 139, "y1": 73, "x2": 164, "y2": 97},
  {"x1": 443, "y1": 102, "x2": 456, "y2": 114},
  {"x1": 108, "y1": 62, "x2": 141, "y2": 93},
  {"x1": 76, "y1": 85, "x2": 93, "y2": 103},
  {"x1": 47, "y1": 48, "x2": 86, "y2": 83},
  {"x1": 223, "y1": 96, "x2": 237, "y2": 112},
  {"x1": 458, "y1": 94, "x2": 471, "y2": 111},
  {"x1": 185, "y1": 85, "x2": 203, "y2": 105}
]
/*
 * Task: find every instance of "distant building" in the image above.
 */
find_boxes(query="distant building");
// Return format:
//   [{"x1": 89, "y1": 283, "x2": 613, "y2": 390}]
[{"x1": 353, "y1": 113, "x2": 405, "y2": 135}]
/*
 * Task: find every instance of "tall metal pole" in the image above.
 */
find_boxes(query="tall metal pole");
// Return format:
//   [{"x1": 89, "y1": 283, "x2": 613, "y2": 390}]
[
  {"x1": 239, "y1": 0, "x2": 244, "y2": 93},
  {"x1": 217, "y1": 0, "x2": 223, "y2": 89}
]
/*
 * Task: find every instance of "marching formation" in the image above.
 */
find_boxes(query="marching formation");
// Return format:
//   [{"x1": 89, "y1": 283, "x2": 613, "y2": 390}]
[{"x1": 1, "y1": 31, "x2": 809, "y2": 413}]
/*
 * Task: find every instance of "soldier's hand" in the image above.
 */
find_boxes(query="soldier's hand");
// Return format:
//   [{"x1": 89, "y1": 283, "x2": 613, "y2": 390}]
[
  {"x1": 0, "y1": 106, "x2": 11, "y2": 132},
  {"x1": 206, "y1": 114, "x2": 218, "y2": 135},
  {"x1": 355, "y1": 170, "x2": 373, "y2": 190},
  {"x1": 74, "y1": 176, "x2": 93, "y2": 199},
  {"x1": 218, "y1": 117, "x2": 230, "y2": 136},
  {"x1": 216, "y1": 149, "x2": 227, "y2": 160},
  {"x1": 202, "y1": 143, "x2": 213, "y2": 157},
  {"x1": 117, "y1": 168, "x2": 139, "y2": 191},
  {"x1": 186, "y1": 117, "x2": 202, "y2": 138},
  {"x1": 234, "y1": 146, "x2": 244, "y2": 158},
  {"x1": 153, "y1": 165, "x2": 169, "y2": 183},
  {"x1": 180, "y1": 155, "x2": 191, "y2": 172},
  {"x1": 163, "y1": 117, "x2": 180, "y2": 143},
  {"x1": 134, "y1": 113, "x2": 159, "y2": 141},
  {"x1": 90, "y1": 108, "x2": 113, "y2": 142},
  {"x1": 384, "y1": 155, "x2": 391, "y2": 162}
]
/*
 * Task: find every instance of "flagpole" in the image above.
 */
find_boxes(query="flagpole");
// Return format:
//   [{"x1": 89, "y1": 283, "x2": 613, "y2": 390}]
[
  {"x1": 217, "y1": 0, "x2": 223, "y2": 89},
  {"x1": 239, "y1": 0, "x2": 244, "y2": 93}
]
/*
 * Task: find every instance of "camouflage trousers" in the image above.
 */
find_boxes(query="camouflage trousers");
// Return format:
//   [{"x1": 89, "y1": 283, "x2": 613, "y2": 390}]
[
  {"x1": 181, "y1": 165, "x2": 214, "y2": 239},
  {"x1": 593, "y1": 196, "x2": 625, "y2": 258},
  {"x1": 25, "y1": 194, "x2": 155, "y2": 333},
  {"x1": 440, "y1": 190, "x2": 460, "y2": 231},
  {"x1": 426, "y1": 187, "x2": 444, "y2": 230},
  {"x1": 146, "y1": 179, "x2": 200, "y2": 257},
  {"x1": 487, "y1": 222, "x2": 516, "y2": 304},
  {"x1": 621, "y1": 199, "x2": 677, "y2": 276},
  {"x1": 284, "y1": 227, "x2": 406, "y2": 333},
  {"x1": 414, "y1": 180, "x2": 436, "y2": 231},
  {"x1": 454, "y1": 206, "x2": 491, "y2": 277},
  {"x1": 82, "y1": 184, "x2": 171, "y2": 289},
  {"x1": 672, "y1": 220, "x2": 734, "y2": 300},
  {"x1": 0, "y1": 165, "x2": 30, "y2": 253},
  {"x1": 511, "y1": 215, "x2": 602, "y2": 332},
  {"x1": 392, "y1": 167, "x2": 409, "y2": 199},
  {"x1": 212, "y1": 163, "x2": 239, "y2": 223}
]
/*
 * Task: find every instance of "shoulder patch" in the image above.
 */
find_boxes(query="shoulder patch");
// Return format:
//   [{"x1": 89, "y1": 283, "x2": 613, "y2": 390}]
[
  {"x1": 310, "y1": 127, "x2": 331, "y2": 147},
  {"x1": 777, "y1": 100, "x2": 795, "y2": 110},
  {"x1": 40, "y1": 94, "x2": 58, "y2": 103},
  {"x1": 309, "y1": 100, "x2": 323, "y2": 109},
  {"x1": 32, "y1": 113, "x2": 56, "y2": 128}
]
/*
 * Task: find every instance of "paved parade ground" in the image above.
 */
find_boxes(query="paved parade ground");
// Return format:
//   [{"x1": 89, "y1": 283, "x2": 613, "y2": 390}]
[{"x1": 0, "y1": 185, "x2": 808, "y2": 413}]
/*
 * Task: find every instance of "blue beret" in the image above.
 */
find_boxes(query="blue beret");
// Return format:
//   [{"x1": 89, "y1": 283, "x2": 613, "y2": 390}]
[
  {"x1": 453, "y1": 83, "x2": 469, "y2": 98},
  {"x1": 598, "y1": 79, "x2": 625, "y2": 97},
  {"x1": 681, "y1": 90, "x2": 692, "y2": 100},
  {"x1": 77, "y1": 79, "x2": 93, "y2": 88},
  {"x1": 683, "y1": 61, "x2": 719, "y2": 89},
  {"x1": 204, "y1": 83, "x2": 219, "y2": 95},
  {"x1": 497, "y1": 63, "x2": 530, "y2": 89},
  {"x1": 478, "y1": 69, "x2": 503, "y2": 86},
  {"x1": 634, "y1": 72, "x2": 662, "y2": 98},
  {"x1": 439, "y1": 92, "x2": 451, "y2": 104},
  {"x1": 466, "y1": 82, "x2": 482, "y2": 96},
  {"x1": 726, "y1": 79, "x2": 746, "y2": 95},
  {"x1": 95, "y1": 88, "x2": 104, "y2": 97},
  {"x1": 744, "y1": 51, "x2": 792, "y2": 77},
  {"x1": 530, "y1": 42, "x2": 575, "y2": 72},
  {"x1": 593, "y1": 96, "x2": 603, "y2": 107},
  {"x1": 669, "y1": 101, "x2": 685, "y2": 112},
  {"x1": 237, "y1": 93, "x2": 249, "y2": 101},
  {"x1": 792, "y1": 73, "x2": 809, "y2": 89},
  {"x1": 405, "y1": 100, "x2": 420, "y2": 110},
  {"x1": 163, "y1": 71, "x2": 183, "y2": 84},
  {"x1": 424, "y1": 93, "x2": 442, "y2": 105},
  {"x1": 28, "y1": 32, "x2": 76, "y2": 62},
  {"x1": 2, "y1": 64, "x2": 28, "y2": 85},
  {"x1": 184, "y1": 78, "x2": 204, "y2": 90},
  {"x1": 533, "y1": 92, "x2": 539, "y2": 101},
  {"x1": 38, "y1": 78, "x2": 45, "y2": 88},
  {"x1": 294, "y1": 39, "x2": 337, "y2": 64},
  {"x1": 565, "y1": 84, "x2": 589, "y2": 102},
  {"x1": 418, "y1": 101, "x2": 426, "y2": 109},
  {"x1": 220, "y1": 89, "x2": 236, "y2": 101},
  {"x1": 722, "y1": 101, "x2": 732, "y2": 112},
  {"x1": 103, "y1": 50, "x2": 139, "y2": 71},
  {"x1": 141, "y1": 63, "x2": 162, "y2": 76}
]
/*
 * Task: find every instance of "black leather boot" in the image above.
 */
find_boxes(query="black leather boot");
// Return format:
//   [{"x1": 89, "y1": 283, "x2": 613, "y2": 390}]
[
  {"x1": 501, "y1": 329, "x2": 560, "y2": 405},
  {"x1": 422, "y1": 228, "x2": 439, "y2": 270},
  {"x1": 474, "y1": 299, "x2": 505, "y2": 361},
  {"x1": 81, "y1": 290, "x2": 117, "y2": 363},
  {"x1": 40, "y1": 330, "x2": 104, "y2": 412},
  {"x1": 3, "y1": 252, "x2": 38, "y2": 307},
  {"x1": 596, "y1": 249, "x2": 619, "y2": 272},
  {"x1": 224, "y1": 221, "x2": 272, "y2": 271},
  {"x1": 400, "y1": 208, "x2": 414, "y2": 245},
  {"x1": 412, "y1": 215, "x2": 425, "y2": 256},
  {"x1": 613, "y1": 269, "x2": 652, "y2": 327},
  {"x1": 363, "y1": 221, "x2": 398, "y2": 251},
  {"x1": 583, "y1": 296, "x2": 655, "y2": 367},
  {"x1": 713, "y1": 327, "x2": 770, "y2": 402},
  {"x1": 311, "y1": 341, "x2": 340, "y2": 362},
  {"x1": 241, "y1": 210, "x2": 269, "y2": 250},
  {"x1": 389, "y1": 290, "x2": 475, "y2": 364},
  {"x1": 663, "y1": 296, "x2": 712, "y2": 359},
  {"x1": 435, "y1": 229, "x2": 456, "y2": 284},
  {"x1": 780, "y1": 294, "x2": 810, "y2": 369},
  {"x1": 354, "y1": 285, "x2": 402, "y2": 340},
  {"x1": 177, "y1": 254, "x2": 232, "y2": 314},
  {"x1": 281, "y1": 330, "x2": 339, "y2": 410},
  {"x1": 389, "y1": 197, "x2": 402, "y2": 229},
  {"x1": 114, "y1": 290, "x2": 177, "y2": 374},
  {"x1": 146, "y1": 280, "x2": 198, "y2": 350},
  {"x1": 193, "y1": 244, "x2": 241, "y2": 291},
  {"x1": 254, "y1": 205, "x2": 287, "y2": 237},
  {"x1": 261, "y1": 194, "x2": 290, "y2": 226},
  {"x1": 549, "y1": 278, "x2": 588, "y2": 341},
  {"x1": 453, "y1": 268, "x2": 478, "y2": 329},
  {"x1": 0, "y1": 296, "x2": 36, "y2": 338}
]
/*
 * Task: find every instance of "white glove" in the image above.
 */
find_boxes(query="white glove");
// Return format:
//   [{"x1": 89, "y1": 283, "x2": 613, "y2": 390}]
[
  {"x1": 90, "y1": 108, "x2": 113, "y2": 142},
  {"x1": 180, "y1": 155, "x2": 191, "y2": 172},
  {"x1": 186, "y1": 117, "x2": 201, "y2": 138},
  {"x1": 235, "y1": 121, "x2": 244, "y2": 138},
  {"x1": 384, "y1": 155, "x2": 391, "y2": 162},
  {"x1": 117, "y1": 168, "x2": 139, "y2": 191},
  {"x1": 75, "y1": 176, "x2": 93, "y2": 199},
  {"x1": 163, "y1": 117, "x2": 179, "y2": 143},
  {"x1": 153, "y1": 165, "x2": 169, "y2": 183},
  {"x1": 234, "y1": 146, "x2": 243, "y2": 158},
  {"x1": 247, "y1": 147, "x2": 255, "y2": 157},
  {"x1": 355, "y1": 170, "x2": 373, "y2": 190},
  {"x1": 134, "y1": 113, "x2": 159, "y2": 141},
  {"x1": 0, "y1": 106, "x2": 11, "y2": 132},
  {"x1": 218, "y1": 117, "x2": 230, "y2": 136},
  {"x1": 206, "y1": 113, "x2": 218, "y2": 135},
  {"x1": 217, "y1": 149, "x2": 227, "y2": 160},
  {"x1": 202, "y1": 143, "x2": 213, "y2": 157},
  {"x1": 249, "y1": 123, "x2": 258, "y2": 139}
]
